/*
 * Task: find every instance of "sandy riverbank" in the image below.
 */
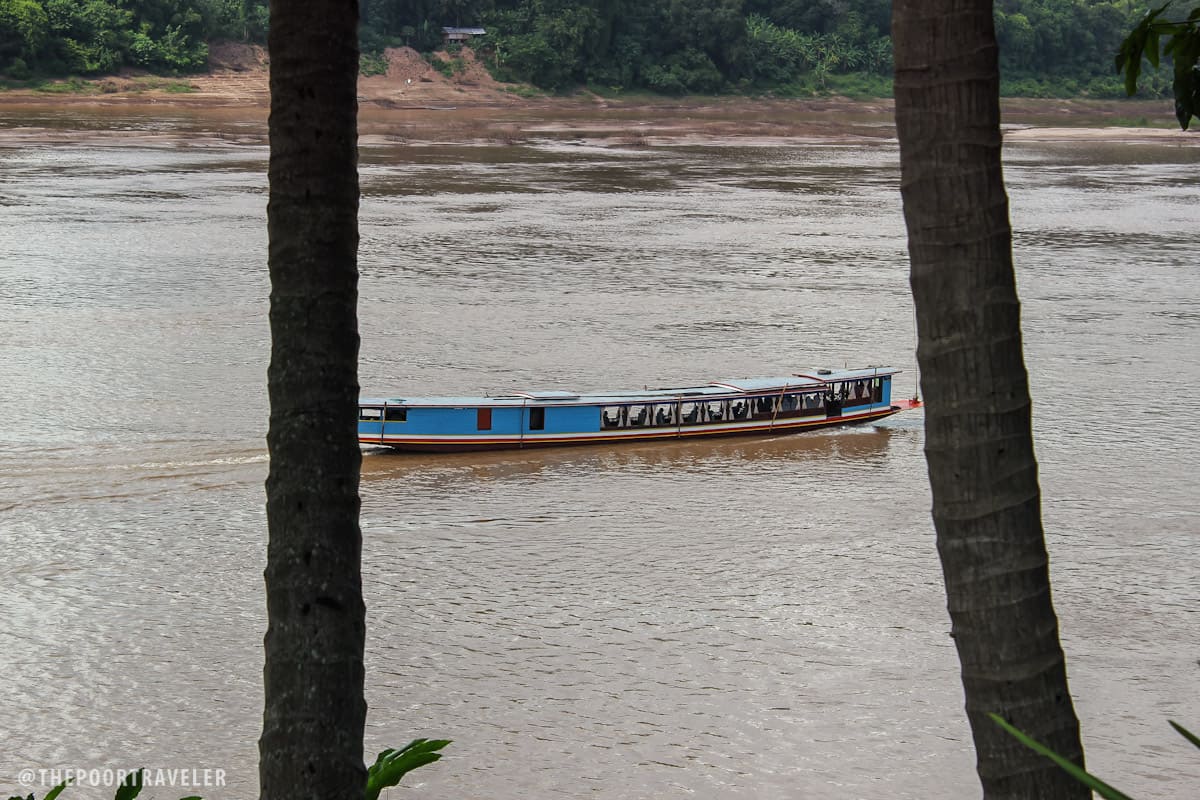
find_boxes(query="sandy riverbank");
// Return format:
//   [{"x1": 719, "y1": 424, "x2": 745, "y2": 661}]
[{"x1": 0, "y1": 44, "x2": 1194, "y2": 146}]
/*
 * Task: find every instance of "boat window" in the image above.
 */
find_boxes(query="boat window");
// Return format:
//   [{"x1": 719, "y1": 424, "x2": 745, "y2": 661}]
[
  {"x1": 730, "y1": 400, "x2": 750, "y2": 420},
  {"x1": 529, "y1": 406, "x2": 545, "y2": 431},
  {"x1": 653, "y1": 403, "x2": 675, "y2": 426},
  {"x1": 627, "y1": 405, "x2": 649, "y2": 427},
  {"x1": 802, "y1": 392, "x2": 824, "y2": 412},
  {"x1": 384, "y1": 407, "x2": 407, "y2": 422},
  {"x1": 601, "y1": 406, "x2": 622, "y2": 429},
  {"x1": 359, "y1": 407, "x2": 382, "y2": 421},
  {"x1": 679, "y1": 402, "x2": 701, "y2": 424},
  {"x1": 704, "y1": 400, "x2": 726, "y2": 422},
  {"x1": 872, "y1": 378, "x2": 883, "y2": 401},
  {"x1": 754, "y1": 396, "x2": 775, "y2": 415},
  {"x1": 477, "y1": 407, "x2": 492, "y2": 431},
  {"x1": 780, "y1": 394, "x2": 799, "y2": 412}
]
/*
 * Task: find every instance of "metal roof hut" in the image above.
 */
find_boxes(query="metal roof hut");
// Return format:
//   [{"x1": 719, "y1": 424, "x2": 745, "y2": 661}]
[{"x1": 442, "y1": 27, "x2": 486, "y2": 43}]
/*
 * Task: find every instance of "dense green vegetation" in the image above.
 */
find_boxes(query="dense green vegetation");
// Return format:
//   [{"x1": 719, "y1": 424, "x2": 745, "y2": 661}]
[
  {"x1": 0, "y1": 0, "x2": 259, "y2": 77},
  {"x1": 0, "y1": 0, "x2": 1185, "y2": 98}
]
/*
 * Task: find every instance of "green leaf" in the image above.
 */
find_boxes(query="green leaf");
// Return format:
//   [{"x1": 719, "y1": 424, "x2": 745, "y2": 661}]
[
  {"x1": 113, "y1": 770, "x2": 143, "y2": 800},
  {"x1": 1173, "y1": 62, "x2": 1200, "y2": 129},
  {"x1": 1116, "y1": 2, "x2": 1200, "y2": 129},
  {"x1": 1170, "y1": 720, "x2": 1200, "y2": 750},
  {"x1": 1117, "y1": 30, "x2": 1146, "y2": 94},
  {"x1": 1147, "y1": 28, "x2": 1161, "y2": 68},
  {"x1": 364, "y1": 739, "x2": 452, "y2": 800},
  {"x1": 990, "y1": 714, "x2": 1136, "y2": 800},
  {"x1": 44, "y1": 781, "x2": 73, "y2": 800}
]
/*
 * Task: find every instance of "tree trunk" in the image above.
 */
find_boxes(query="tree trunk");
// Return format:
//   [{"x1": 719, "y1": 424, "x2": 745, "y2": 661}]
[
  {"x1": 260, "y1": 1, "x2": 365, "y2": 799},
  {"x1": 891, "y1": 0, "x2": 1088, "y2": 797}
]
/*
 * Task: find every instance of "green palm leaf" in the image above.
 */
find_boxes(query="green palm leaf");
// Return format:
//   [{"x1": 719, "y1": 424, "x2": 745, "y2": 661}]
[
  {"x1": 1171, "y1": 720, "x2": 1200, "y2": 750},
  {"x1": 364, "y1": 738, "x2": 451, "y2": 800},
  {"x1": 112, "y1": 769, "x2": 143, "y2": 800},
  {"x1": 990, "y1": 714, "x2": 1134, "y2": 800}
]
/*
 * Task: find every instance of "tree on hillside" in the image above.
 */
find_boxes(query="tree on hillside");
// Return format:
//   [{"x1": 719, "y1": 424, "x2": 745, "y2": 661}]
[
  {"x1": 891, "y1": 0, "x2": 1089, "y2": 797},
  {"x1": 259, "y1": 0, "x2": 366, "y2": 798}
]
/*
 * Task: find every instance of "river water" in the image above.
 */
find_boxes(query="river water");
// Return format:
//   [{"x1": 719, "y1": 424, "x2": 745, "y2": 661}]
[{"x1": 1, "y1": 109, "x2": 1198, "y2": 799}]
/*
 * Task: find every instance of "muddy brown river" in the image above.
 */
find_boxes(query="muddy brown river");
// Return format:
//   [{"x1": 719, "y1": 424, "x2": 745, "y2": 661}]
[{"x1": 1, "y1": 109, "x2": 1198, "y2": 799}]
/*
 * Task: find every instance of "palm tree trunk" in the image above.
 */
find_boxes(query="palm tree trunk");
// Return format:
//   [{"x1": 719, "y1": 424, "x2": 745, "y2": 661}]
[
  {"x1": 892, "y1": 0, "x2": 1088, "y2": 797},
  {"x1": 260, "y1": 1, "x2": 365, "y2": 798}
]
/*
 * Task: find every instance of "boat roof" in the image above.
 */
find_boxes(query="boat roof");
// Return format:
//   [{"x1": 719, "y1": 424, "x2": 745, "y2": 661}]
[{"x1": 361, "y1": 367, "x2": 900, "y2": 408}]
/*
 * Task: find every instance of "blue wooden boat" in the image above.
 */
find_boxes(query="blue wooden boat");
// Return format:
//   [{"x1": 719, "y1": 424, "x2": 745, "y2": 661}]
[{"x1": 358, "y1": 367, "x2": 919, "y2": 452}]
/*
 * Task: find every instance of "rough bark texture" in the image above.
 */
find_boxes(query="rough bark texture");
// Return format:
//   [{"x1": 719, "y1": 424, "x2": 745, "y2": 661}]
[
  {"x1": 892, "y1": 0, "x2": 1088, "y2": 797},
  {"x1": 260, "y1": 1, "x2": 365, "y2": 799}
]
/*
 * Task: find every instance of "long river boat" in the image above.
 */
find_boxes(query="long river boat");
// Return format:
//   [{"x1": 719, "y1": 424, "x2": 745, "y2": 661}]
[{"x1": 358, "y1": 367, "x2": 920, "y2": 453}]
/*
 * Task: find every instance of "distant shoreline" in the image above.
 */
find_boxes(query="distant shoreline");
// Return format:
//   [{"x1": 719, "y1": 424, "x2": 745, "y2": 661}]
[
  {"x1": 3, "y1": 44, "x2": 1195, "y2": 145},
  {"x1": 0, "y1": 66, "x2": 1193, "y2": 147}
]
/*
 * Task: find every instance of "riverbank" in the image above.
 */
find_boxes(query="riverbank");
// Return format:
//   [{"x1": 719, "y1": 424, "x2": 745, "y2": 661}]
[{"x1": 0, "y1": 44, "x2": 1192, "y2": 145}]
